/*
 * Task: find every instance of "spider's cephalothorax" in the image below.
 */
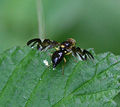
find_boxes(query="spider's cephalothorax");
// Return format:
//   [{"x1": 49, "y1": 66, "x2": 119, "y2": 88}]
[{"x1": 27, "y1": 38, "x2": 94, "y2": 68}]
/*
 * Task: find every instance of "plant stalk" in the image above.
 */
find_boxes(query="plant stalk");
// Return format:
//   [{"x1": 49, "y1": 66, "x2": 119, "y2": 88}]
[{"x1": 37, "y1": 0, "x2": 46, "y2": 39}]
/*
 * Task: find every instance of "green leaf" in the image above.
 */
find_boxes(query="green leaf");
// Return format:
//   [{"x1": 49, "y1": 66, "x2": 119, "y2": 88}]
[{"x1": 0, "y1": 47, "x2": 120, "y2": 107}]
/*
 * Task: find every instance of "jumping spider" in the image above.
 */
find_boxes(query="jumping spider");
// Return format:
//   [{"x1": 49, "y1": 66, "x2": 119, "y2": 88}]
[{"x1": 27, "y1": 38, "x2": 94, "y2": 68}]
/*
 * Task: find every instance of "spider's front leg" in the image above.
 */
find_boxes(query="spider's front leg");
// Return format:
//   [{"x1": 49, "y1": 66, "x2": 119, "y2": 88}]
[
  {"x1": 27, "y1": 38, "x2": 42, "y2": 50},
  {"x1": 41, "y1": 39, "x2": 59, "y2": 51},
  {"x1": 72, "y1": 47, "x2": 94, "y2": 60},
  {"x1": 27, "y1": 38, "x2": 59, "y2": 51}
]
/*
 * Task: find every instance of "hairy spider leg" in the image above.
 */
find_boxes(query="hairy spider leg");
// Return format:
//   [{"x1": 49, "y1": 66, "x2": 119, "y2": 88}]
[
  {"x1": 27, "y1": 38, "x2": 42, "y2": 50},
  {"x1": 37, "y1": 44, "x2": 41, "y2": 50},
  {"x1": 76, "y1": 47, "x2": 94, "y2": 60},
  {"x1": 41, "y1": 39, "x2": 59, "y2": 51},
  {"x1": 72, "y1": 47, "x2": 84, "y2": 60},
  {"x1": 27, "y1": 38, "x2": 42, "y2": 47},
  {"x1": 82, "y1": 49, "x2": 94, "y2": 59},
  {"x1": 49, "y1": 41, "x2": 60, "y2": 49},
  {"x1": 27, "y1": 38, "x2": 60, "y2": 51},
  {"x1": 39, "y1": 39, "x2": 51, "y2": 50}
]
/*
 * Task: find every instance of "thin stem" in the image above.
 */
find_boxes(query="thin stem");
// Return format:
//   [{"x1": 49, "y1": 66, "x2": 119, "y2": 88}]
[{"x1": 37, "y1": 0, "x2": 46, "y2": 39}]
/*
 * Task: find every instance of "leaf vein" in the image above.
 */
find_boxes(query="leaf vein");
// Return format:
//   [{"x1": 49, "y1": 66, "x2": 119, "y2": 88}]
[{"x1": 0, "y1": 50, "x2": 34, "y2": 98}]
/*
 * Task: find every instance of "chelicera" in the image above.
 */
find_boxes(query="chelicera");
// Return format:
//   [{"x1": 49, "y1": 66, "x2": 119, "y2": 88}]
[{"x1": 27, "y1": 38, "x2": 94, "y2": 68}]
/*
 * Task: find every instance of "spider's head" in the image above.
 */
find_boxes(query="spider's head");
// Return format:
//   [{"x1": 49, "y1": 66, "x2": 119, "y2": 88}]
[
  {"x1": 60, "y1": 38, "x2": 76, "y2": 52},
  {"x1": 67, "y1": 38, "x2": 76, "y2": 47}
]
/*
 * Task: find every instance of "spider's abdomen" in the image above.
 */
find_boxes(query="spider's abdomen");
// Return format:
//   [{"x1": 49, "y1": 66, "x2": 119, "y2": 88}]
[{"x1": 52, "y1": 50, "x2": 64, "y2": 68}]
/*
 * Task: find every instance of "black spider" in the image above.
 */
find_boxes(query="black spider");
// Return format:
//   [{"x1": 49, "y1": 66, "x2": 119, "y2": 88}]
[{"x1": 27, "y1": 38, "x2": 94, "y2": 68}]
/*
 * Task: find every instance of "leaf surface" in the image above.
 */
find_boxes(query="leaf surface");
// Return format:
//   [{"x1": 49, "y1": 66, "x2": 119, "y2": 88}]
[{"x1": 0, "y1": 47, "x2": 120, "y2": 107}]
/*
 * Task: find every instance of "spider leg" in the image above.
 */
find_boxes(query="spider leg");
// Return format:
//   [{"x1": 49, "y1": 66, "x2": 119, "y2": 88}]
[
  {"x1": 72, "y1": 47, "x2": 94, "y2": 60},
  {"x1": 72, "y1": 47, "x2": 84, "y2": 60},
  {"x1": 27, "y1": 38, "x2": 42, "y2": 48},
  {"x1": 37, "y1": 44, "x2": 42, "y2": 50},
  {"x1": 40, "y1": 39, "x2": 51, "y2": 50},
  {"x1": 27, "y1": 38, "x2": 60, "y2": 51},
  {"x1": 82, "y1": 49, "x2": 94, "y2": 59},
  {"x1": 84, "y1": 54, "x2": 87, "y2": 60},
  {"x1": 41, "y1": 39, "x2": 60, "y2": 51},
  {"x1": 49, "y1": 41, "x2": 60, "y2": 49}
]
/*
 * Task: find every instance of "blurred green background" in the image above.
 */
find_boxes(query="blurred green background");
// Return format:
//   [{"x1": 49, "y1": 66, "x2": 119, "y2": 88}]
[{"x1": 0, "y1": 0, "x2": 120, "y2": 54}]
